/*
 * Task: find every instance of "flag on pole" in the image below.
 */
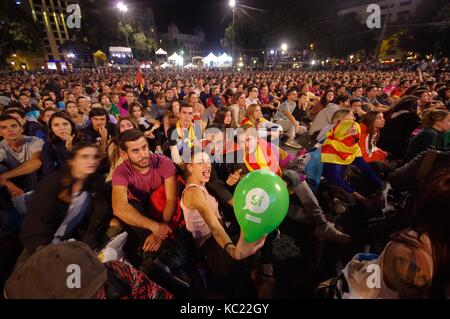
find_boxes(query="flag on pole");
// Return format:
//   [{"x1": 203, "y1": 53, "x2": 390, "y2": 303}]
[{"x1": 136, "y1": 67, "x2": 144, "y2": 93}]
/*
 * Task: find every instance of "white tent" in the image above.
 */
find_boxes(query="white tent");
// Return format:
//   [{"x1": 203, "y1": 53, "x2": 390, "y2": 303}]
[
  {"x1": 217, "y1": 53, "x2": 232, "y2": 67},
  {"x1": 168, "y1": 52, "x2": 183, "y2": 66},
  {"x1": 184, "y1": 63, "x2": 197, "y2": 69},
  {"x1": 109, "y1": 46, "x2": 132, "y2": 58},
  {"x1": 155, "y1": 48, "x2": 167, "y2": 55},
  {"x1": 203, "y1": 52, "x2": 218, "y2": 66},
  {"x1": 160, "y1": 62, "x2": 171, "y2": 68}
]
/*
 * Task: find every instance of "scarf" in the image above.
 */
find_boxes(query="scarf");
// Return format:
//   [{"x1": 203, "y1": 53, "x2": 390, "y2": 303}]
[
  {"x1": 321, "y1": 120, "x2": 362, "y2": 165},
  {"x1": 176, "y1": 120, "x2": 195, "y2": 149},
  {"x1": 244, "y1": 138, "x2": 282, "y2": 175}
]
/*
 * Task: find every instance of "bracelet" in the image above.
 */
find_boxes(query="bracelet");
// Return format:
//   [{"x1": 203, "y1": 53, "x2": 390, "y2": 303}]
[{"x1": 224, "y1": 242, "x2": 234, "y2": 254}]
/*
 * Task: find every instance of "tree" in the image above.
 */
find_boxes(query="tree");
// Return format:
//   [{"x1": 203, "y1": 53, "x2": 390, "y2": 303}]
[{"x1": 0, "y1": 0, "x2": 42, "y2": 65}]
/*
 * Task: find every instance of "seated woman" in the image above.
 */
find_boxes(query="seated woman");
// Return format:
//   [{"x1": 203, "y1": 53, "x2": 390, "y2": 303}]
[
  {"x1": 316, "y1": 109, "x2": 355, "y2": 143},
  {"x1": 181, "y1": 151, "x2": 271, "y2": 298},
  {"x1": 20, "y1": 142, "x2": 109, "y2": 257},
  {"x1": 212, "y1": 106, "x2": 236, "y2": 128},
  {"x1": 404, "y1": 109, "x2": 450, "y2": 162},
  {"x1": 241, "y1": 104, "x2": 282, "y2": 140},
  {"x1": 359, "y1": 111, "x2": 389, "y2": 164},
  {"x1": 321, "y1": 120, "x2": 383, "y2": 212},
  {"x1": 41, "y1": 112, "x2": 76, "y2": 176},
  {"x1": 378, "y1": 96, "x2": 421, "y2": 160},
  {"x1": 129, "y1": 102, "x2": 160, "y2": 152},
  {"x1": 338, "y1": 170, "x2": 450, "y2": 298}
]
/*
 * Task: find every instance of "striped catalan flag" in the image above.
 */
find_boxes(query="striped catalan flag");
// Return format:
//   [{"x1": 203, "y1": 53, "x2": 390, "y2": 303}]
[
  {"x1": 136, "y1": 67, "x2": 144, "y2": 93},
  {"x1": 321, "y1": 120, "x2": 362, "y2": 165}
]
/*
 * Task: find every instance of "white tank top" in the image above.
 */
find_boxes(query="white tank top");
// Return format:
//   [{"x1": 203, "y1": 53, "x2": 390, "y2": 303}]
[{"x1": 180, "y1": 183, "x2": 221, "y2": 243}]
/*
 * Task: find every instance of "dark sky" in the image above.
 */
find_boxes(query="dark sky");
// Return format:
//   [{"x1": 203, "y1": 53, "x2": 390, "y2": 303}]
[{"x1": 126, "y1": 0, "x2": 273, "y2": 49}]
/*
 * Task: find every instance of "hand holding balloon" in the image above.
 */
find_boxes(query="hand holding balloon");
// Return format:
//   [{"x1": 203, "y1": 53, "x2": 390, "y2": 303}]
[{"x1": 228, "y1": 231, "x2": 267, "y2": 260}]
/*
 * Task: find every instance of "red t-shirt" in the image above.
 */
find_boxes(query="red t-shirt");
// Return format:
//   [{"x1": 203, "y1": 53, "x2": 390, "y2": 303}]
[{"x1": 112, "y1": 154, "x2": 176, "y2": 202}]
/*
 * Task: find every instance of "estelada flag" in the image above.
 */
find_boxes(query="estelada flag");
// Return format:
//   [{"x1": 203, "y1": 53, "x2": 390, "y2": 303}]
[{"x1": 136, "y1": 67, "x2": 144, "y2": 92}]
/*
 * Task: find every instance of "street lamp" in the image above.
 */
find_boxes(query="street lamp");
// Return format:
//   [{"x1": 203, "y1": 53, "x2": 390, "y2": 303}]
[
  {"x1": 229, "y1": 0, "x2": 236, "y2": 67},
  {"x1": 281, "y1": 43, "x2": 287, "y2": 52},
  {"x1": 117, "y1": 2, "x2": 130, "y2": 48}
]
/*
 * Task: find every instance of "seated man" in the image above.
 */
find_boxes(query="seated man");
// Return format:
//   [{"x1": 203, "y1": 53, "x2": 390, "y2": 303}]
[
  {"x1": 79, "y1": 108, "x2": 117, "y2": 154},
  {"x1": 5, "y1": 108, "x2": 47, "y2": 141},
  {"x1": 309, "y1": 95, "x2": 350, "y2": 137},
  {"x1": 168, "y1": 103, "x2": 203, "y2": 166},
  {"x1": 111, "y1": 129, "x2": 179, "y2": 267},
  {"x1": 272, "y1": 89, "x2": 306, "y2": 149},
  {"x1": 0, "y1": 115, "x2": 44, "y2": 205}
]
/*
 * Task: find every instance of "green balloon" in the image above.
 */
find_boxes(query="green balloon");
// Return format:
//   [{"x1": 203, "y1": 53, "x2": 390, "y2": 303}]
[{"x1": 233, "y1": 170, "x2": 289, "y2": 243}]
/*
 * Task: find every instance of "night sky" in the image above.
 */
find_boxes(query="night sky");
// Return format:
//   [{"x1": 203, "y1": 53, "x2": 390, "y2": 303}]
[{"x1": 126, "y1": 0, "x2": 274, "y2": 49}]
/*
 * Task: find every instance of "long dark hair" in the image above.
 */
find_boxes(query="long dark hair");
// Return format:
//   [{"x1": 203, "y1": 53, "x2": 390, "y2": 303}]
[
  {"x1": 386, "y1": 95, "x2": 419, "y2": 120},
  {"x1": 58, "y1": 142, "x2": 99, "y2": 203},
  {"x1": 213, "y1": 106, "x2": 235, "y2": 128},
  {"x1": 361, "y1": 110, "x2": 382, "y2": 151},
  {"x1": 392, "y1": 169, "x2": 450, "y2": 298},
  {"x1": 320, "y1": 90, "x2": 335, "y2": 106},
  {"x1": 48, "y1": 112, "x2": 76, "y2": 145}
]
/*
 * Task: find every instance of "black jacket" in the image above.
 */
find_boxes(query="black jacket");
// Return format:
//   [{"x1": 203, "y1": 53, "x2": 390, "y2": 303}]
[{"x1": 20, "y1": 170, "x2": 111, "y2": 254}]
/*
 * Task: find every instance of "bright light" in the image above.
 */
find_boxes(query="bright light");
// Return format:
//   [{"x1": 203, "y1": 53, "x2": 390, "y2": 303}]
[
  {"x1": 281, "y1": 43, "x2": 287, "y2": 51},
  {"x1": 326, "y1": 59, "x2": 329, "y2": 63},
  {"x1": 21, "y1": 65, "x2": 26, "y2": 69},
  {"x1": 311, "y1": 60, "x2": 317, "y2": 65},
  {"x1": 229, "y1": 0, "x2": 236, "y2": 8},
  {"x1": 117, "y1": 2, "x2": 128, "y2": 12},
  {"x1": 11, "y1": 62, "x2": 15, "y2": 66},
  {"x1": 270, "y1": 50, "x2": 275, "y2": 55},
  {"x1": 239, "y1": 57, "x2": 243, "y2": 61},
  {"x1": 67, "y1": 53, "x2": 75, "y2": 58},
  {"x1": 238, "y1": 62, "x2": 243, "y2": 67},
  {"x1": 349, "y1": 55, "x2": 354, "y2": 59},
  {"x1": 12, "y1": 54, "x2": 17, "y2": 57},
  {"x1": 41, "y1": 66, "x2": 45, "y2": 69}
]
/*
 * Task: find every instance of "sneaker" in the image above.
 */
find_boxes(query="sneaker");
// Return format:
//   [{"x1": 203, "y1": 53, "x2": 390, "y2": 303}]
[
  {"x1": 284, "y1": 140, "x2": 302, "y2": 149},
  {"x1": 314, "y1": 222, "x2": 351, "y2": 244}
]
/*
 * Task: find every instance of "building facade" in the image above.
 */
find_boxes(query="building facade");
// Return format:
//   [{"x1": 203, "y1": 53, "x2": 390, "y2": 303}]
[
  {"x1": 24, "y1": 0, "x2": 74, "y2": 69},
  {"x1": 165, "y1": 23, "x2": 205, "y2": 62},
  {"x1": 338, "y1": 0, "x2": 423, "y2": 23}
]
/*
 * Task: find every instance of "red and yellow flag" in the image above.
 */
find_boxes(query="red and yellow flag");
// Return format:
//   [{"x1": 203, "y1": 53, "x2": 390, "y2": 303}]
[{"x1": 136, "y1": 67, "x2": 144, "y2": 92}]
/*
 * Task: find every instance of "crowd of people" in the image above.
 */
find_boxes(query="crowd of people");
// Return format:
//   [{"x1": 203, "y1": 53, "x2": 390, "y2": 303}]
[{"x1": 0, "y1": 62, "x2": 449, "y2": 299}]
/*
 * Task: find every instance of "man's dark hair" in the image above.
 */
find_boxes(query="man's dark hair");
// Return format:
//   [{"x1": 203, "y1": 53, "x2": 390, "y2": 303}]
[
  {"x1": 88, "y1": 107, "x2": 108, "y2": 119},
  {"x1": 350, "y1": 98, "x2": 362, "y2": 105},
  {"x1": 180, "y1": 102, "x2": 193, "y2": 111},
  {"x1": 5, "y1": 108, "x2": 25, "y2": 119},
  {"x1": 351, "y1": 86, "x2": 362, "y2": 94},
  {"x1": 43, "y1": 98, "x2": 55, "y2": 105},
  {"x1": 366, "y1": 86, "x2": 376, "y2": 93},
  {"x1": 118, "y1": 129, "x2": 145, "y2": 151},
  {"x1": 336, "y1": 95, "x2": 350, "y2": 104},
  {"x1": 0, "y1": 114, "x2": 22, "y2": 127},
  {"x1": 286, "y1": 88, "x2": 297, "y2": 96},
  {"x1": 76, "y1": 96, "x2": 86, "y2": 104},
  {"x1": 155, "y1": 92, "x2": 165, "y2": 100}
]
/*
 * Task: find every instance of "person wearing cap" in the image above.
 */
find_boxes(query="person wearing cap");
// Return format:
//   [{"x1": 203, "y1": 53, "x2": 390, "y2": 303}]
[{"x1": 4, "y1": 241, "x2": 173, "y2": 299}]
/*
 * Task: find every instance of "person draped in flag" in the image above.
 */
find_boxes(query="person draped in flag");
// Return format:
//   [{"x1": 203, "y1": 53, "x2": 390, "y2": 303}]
[
  {"x1": 321, "y1": 120, "x2": 383, "y2": 212},
  {"x1": 205, "y1": 124, "x2": 350, "y2": 243}
]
